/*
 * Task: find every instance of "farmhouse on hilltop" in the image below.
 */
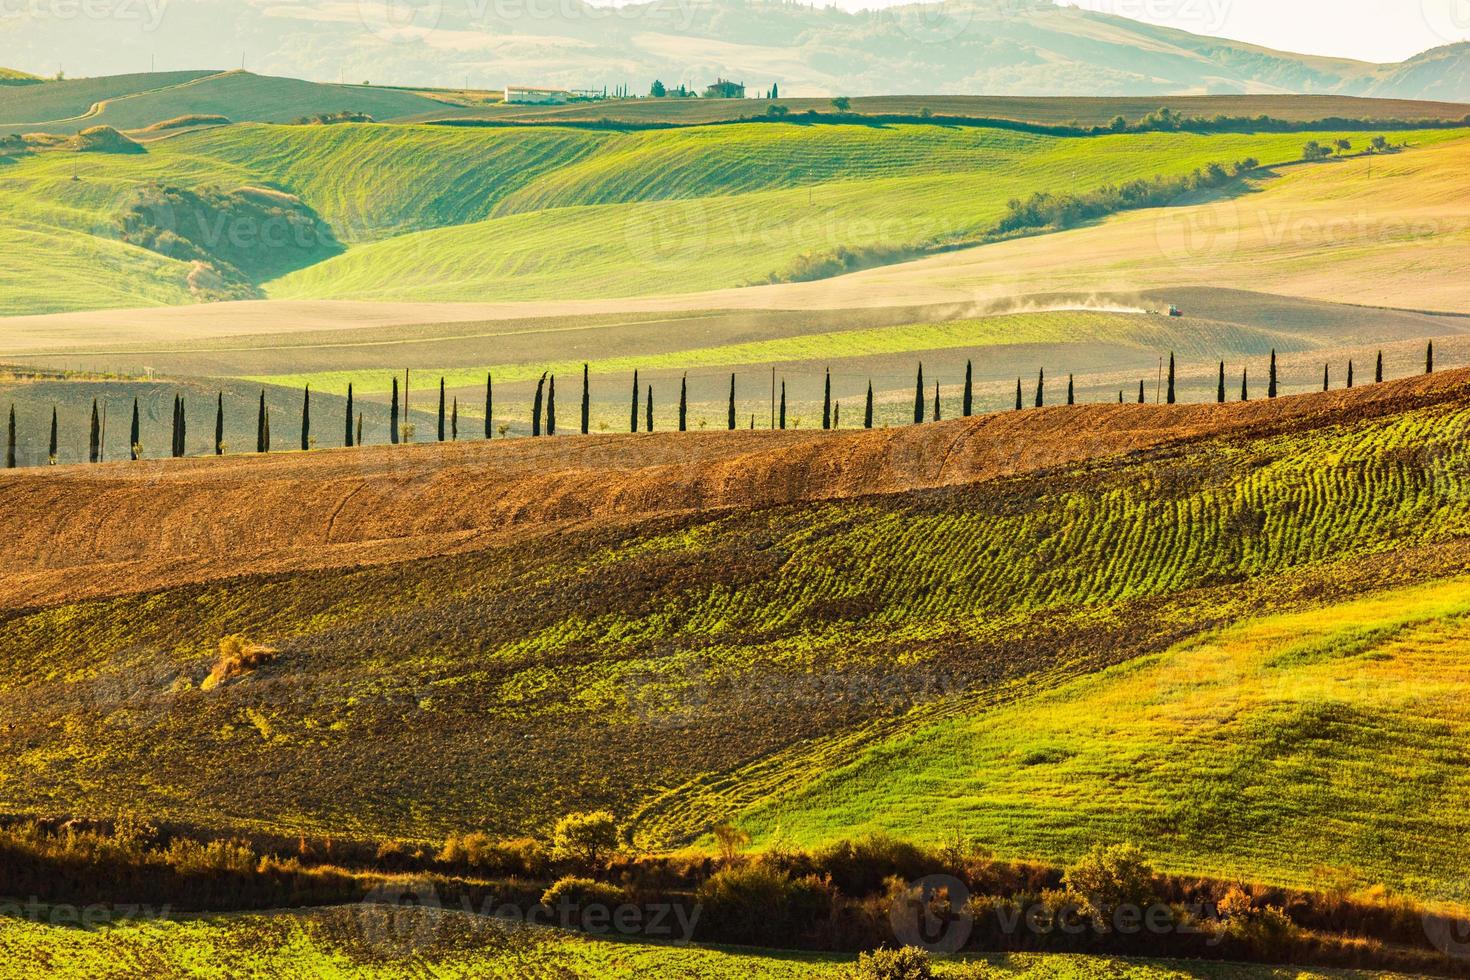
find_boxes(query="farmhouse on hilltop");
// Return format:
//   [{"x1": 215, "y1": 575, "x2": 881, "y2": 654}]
[{"x1": 703, "y1": 78, "x2": 745, "y2": 98}]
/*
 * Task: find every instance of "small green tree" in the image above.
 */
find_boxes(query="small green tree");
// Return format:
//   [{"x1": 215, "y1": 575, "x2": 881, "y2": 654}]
[
  {"x1": 646, "y1": 384, "x2": 653, "y2": 432},
  {"x1": 1217, "y1": 362, "x2": 1225, "y2": 403},
  {"x1": 550, "y1": 810, "x2": 619, "y2": 871},
  {"x1": 5, "y1": 404, "x2": 15, "y2": 469},
  {"x1": 913, "y1": 364, "x2": 925, "y2": 424},
  {"x1": 1241, "y1": 368, "x2": 1249, "y2": 402},
  {"x1": 823, "y1": 368, "x2": 832, "y2": 430},
  {"x1": 630, "y1": 370, "x2": 640, "y2": 433},
  {"x1": 649, "y1": 79, "x2": 666, "y2": 97},
  {"x1": 1166, "y1": 353, "x2": 1176, "y2": 404},
  {"x1": 1347, "y1": 360, "x2": 1354, "y2": 389},
  {"x1": 344, "y1": 383, "x2": 354, "y2": 448},
  {"x1": 831, "y1": 96, "x2": 850, "y2": 112},
  {"x1": 581, "y1": 364, "x2": 590, "y2": 435},
  {"x1": 547, "y1": 377, "x2": 556, "y2": 436},
  {"x1": 532, "y1": 373, "x2": 547, "y2": 437},
  {"x1": 1268, "y1": 349, "x2": 1278, "y2": 399},
  {"x1": 1427, "y1": 341, "x2": 1434, "y2": 375},
  {"x1": 1376, "y1": 350, "x2": 1383, "y2": 383},
  {"x1": 727, "y1": 374, "x2": 736, "y2": 430},
  {"x1": 962, "y1": 360, "x2": 973, "y2": 417},
  {"x1": 390, "y1": 377, "x2": 400, "y2": 445},
  {"x1": 89, "y1": 399, "x2": 100, "y2": 463},
  {"x1": 1034, "y1": 368, "x2": 1044, "y2": 408},
  {"x1": 1063, "y1": 843, "x2": 1156, "y2": 930},
  {"x1": 48, "y1": 406, "x2": 58, "y2": 464},
  {"x1": 678, "y1": 374, "x2": 688, "y2": 431},
  {"x1": 1137, "y1": 380, "x2": 1144, "y2": 404},
  {"x1": 301, "y1": 385, "x2": 311, "y2": 451},
  {"x1": 130, "y1": 398, "x2": 141, "y2": 460},
  {"x1": 1067, "y1": 374, "x2": 1075, "y2": 406},
  {"x1": 932, "y1": 380, "x2": 940, "y2": 422},
  {"x1": 1015, "y1": 378, "x2": 1023, "y2": 411},
  {"x1": 257, "y1": 390, "x2": 268, "y2": 453},
  {"x1": 864, "y1": 381, "x2": 874, "y2": 429},
  {"x1": 1323, "y1": 363, "x2": 1330, "y2": 391},
  {"x1": 779, "y1": 381, "x2": 787, "y2": 430}
]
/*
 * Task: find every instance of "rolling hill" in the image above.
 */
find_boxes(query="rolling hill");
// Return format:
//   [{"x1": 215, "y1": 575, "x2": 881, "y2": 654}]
[
  {"x1": 4, "y1": 366, "x2": 1470, "y2": 917},
  {"x1": 5, "y1": 0, "x2": 1470, "y2": 100}
]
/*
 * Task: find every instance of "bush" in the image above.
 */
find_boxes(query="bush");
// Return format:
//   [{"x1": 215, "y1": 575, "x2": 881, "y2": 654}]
[
  {"x1": 550, "y1": 810, "x2": 619, "y2": 871},
  {"x1": 1062, "y1": 843, "x2": 1156, "y2": 927},
  {"x1": 850, "y1": 946, "x2": 932, "y2": 980},
  {"x1": 695, "y1": 863, "x2": 834, "y2": 946},
  {"x1": 540, "y1": 875, "x2": 626, "y2": 910},
  {"x1": 202, "y1": 635, "x2": 276, "y2": 690},
  {"x1": 437, "y1": 832, "x2": 548, "y2": 877}
]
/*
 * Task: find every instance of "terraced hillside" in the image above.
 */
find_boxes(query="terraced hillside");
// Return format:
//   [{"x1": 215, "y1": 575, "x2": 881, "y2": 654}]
[{"x1": 4, "y1": 370, "x2": 1470, "y2": 908}]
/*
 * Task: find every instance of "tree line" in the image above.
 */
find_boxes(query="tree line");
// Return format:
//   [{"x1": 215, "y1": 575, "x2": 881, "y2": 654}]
[{"x1": 1, "y1": 342, "x2": 1443, "y2": 467}]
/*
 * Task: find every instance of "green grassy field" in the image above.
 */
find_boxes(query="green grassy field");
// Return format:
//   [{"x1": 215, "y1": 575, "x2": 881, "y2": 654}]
[
  {"x1": 0, "y1": 908, "x2": 1411, "y2": 980},
  {"x1": 0, "y1": 71, "x2": 217, "y2": 128},
  {"x1": 2, "y1": 110, "x2": 1464, "y2": 316}
]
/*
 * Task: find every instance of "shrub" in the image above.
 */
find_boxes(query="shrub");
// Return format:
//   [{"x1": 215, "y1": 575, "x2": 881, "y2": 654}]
[
  {"x1": 695, "y1": 863, "x2": 834, "y2": 946},
  {"x1": 540, "y1": 875, "x2": 626, "y2": 910},
  {"x1": 1062, "y1": 843, "x2": 1156, "y2": 927},
  {"x1": 202, "y1": 635, "x2": 277, "y2": 690},
  {"x1": 550, "y1": 810, "x2": 619, "y2": 871},
  {"x1": 712, "y1": 822, "x2": 751, "y2": 862},
  {"x1": 437, "y1": 833, "x2": 548, "y2": 877},
  {"x1": 850, "y1": 946, "x2": 932, "y2": 980}
]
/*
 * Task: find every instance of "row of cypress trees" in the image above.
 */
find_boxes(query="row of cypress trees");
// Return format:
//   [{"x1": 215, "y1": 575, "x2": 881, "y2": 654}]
[{"x1": 0, "y1": 342, "x2": 1444, "y2": 466}]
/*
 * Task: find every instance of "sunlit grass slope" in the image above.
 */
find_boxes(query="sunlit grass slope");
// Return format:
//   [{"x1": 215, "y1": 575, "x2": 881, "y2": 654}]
[
  {"x1": 722, "y1": 576, "x2": 1470, "y2": 902},
  {"x1": 0, "y1": 908, "x2": 1396, "y2": 980},
  {"x1": 0, "y1": 70, "x2": 216, "y2": 129},
  {"x1": 265, "y1": 127, "x2": 1466, "y2": 303}
]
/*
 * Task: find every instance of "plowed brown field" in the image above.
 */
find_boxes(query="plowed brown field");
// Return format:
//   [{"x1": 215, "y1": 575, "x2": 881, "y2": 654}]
[{"x1": 4, "y1": 368, "x2": 1466, "y2": 611}]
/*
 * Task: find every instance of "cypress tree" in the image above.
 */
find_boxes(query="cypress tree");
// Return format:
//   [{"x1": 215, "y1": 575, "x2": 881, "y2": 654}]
[
  {"x1": 913, "y1": 364, "x2": 925, "y2": 424},
  {"x1": 257, "y1": 391, "x2": 268, "y2": 453},
  {"x1": 390, "y1": 377, "x2": 400, "y2": 445},
  {"x1": 834, "y1": 402, "x2": 840, "y2": 429},
  {"x1": 678, "y1": 375, "x2": 688, "y2": 431},
  {"x1": 864, "y1": 381, "x2": 874, "y2": 429},
  {"x1": 631, "y1": 370, "x2": 640, "y2": 433},
  {"x1": 1241, "y1": 368, "x2": 1249, "y2": 402},
  {"x1": 1015, "y1": 378, "x2": 1022, "y2": 411},
  {"x1": 301, "y1": 385, "x2": 311, "y2": 451},
  {"x1": 5, "y1": 405, "x2": 15, "y2": 469},
  {"x1": 265, "y1": 408, "x2": 271, "y2": 452},
  {"x1": 1034, "y1": 368, "x2": 1044, "y2": 409},
  {"x1": 727, "y1": 374, "x2": 736, "y2": 430},
  {"x1": 647, "y1": 384, "x2": 654, "y2": 432},
  {"x1": 130, "y1": 398, "x2": 140, "y2": 460},
  {"x1": 779, "y1": 381, "x2": 787, "y2": 429},
  {"x1": 581, "y1": 364, "x2": 590, "y2": 435},
  {"x1": 216, "y1": 393, "x2": 225, "y2": 455},
  {"x1": 345, "y1": 383, "x2": 354, "y2": 447},
  {"x1": 1217, "y1": 362, "x2": 1226, "y2": 403},
  {"x1": 1118, "y1": 390, "x2": 1124, "y2": 404},
  {"x1": 171, "y1": 395, "x2": 180, "y2": 458},
  {"x1": 452, "y1": 397, "x2": 459, "y2": 440},
  {"x1": 1323, "y1": 364, "x2": 1330, "y2": 391},
  {"x1": 532, "y1": 373, "x2": 546, "y2": 437},
  {"x1": 1138, "y1": 380, "x2": 1145, "y2": 404},
  {"x1": 1067, "y1": 374, "x2": 1075, "y2": 406},
  {"x1": 1427, "y1": 341, "x2": 1434, "y2": 374},
  {"x1": 356, "y1": 413, "x2": 364, "y2": 447},
  {"x1": 933, "y1": 380, "x2": 940, "y2": 421},
  {"x1": 1166, "y1": 353, "x2": 1176, "y2": 405},
  {"x1": 1375, "y1": 351, "x2": 1383, "y2": 383},
  {"x1": 88, "y1": 399, "x2": 100, "y2": 463},
  {"x1": 822, "y1": 368, "x2": 832, "y2": 430},
  {"x1": 1347, "y1": 360, "x2": 1354, "y2": 389},
  {"x1": 437, "y1": 378, "x2": 446, "y2": 442},
  {"x1": 1268, "y1": 349, "x2": 1278, "y2": 398},
  {"x1": 177, "y1": 395, "x2": 186, "y2": 457},
  {"x1": 547, "y1": 377, "x2": 556, "y2": 435},
  {"x1": 48, "y1": 407, "x2": 58, "y2": 464},
  {"x1": 485, "y1": 374, "x2": 494, "y2": 439},
  {"x1": 963, "y1": 360, "x2": 973, "y2": 417}
]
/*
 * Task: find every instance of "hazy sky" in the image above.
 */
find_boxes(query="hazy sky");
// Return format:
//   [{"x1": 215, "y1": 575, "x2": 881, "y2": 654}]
[{"x1": 1051, "y1": 0, "x2": 1468, "y2": 63}]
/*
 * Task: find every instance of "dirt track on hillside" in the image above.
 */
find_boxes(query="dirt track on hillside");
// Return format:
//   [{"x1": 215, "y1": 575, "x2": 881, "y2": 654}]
[{"x1": 3, "y1": 370, "x2": 1467, "y2": 610}]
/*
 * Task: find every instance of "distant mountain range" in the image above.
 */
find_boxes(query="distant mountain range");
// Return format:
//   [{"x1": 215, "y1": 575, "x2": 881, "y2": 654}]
[{"x1": 8, "y1": 0, "x2": 1470, "y2": 100}]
